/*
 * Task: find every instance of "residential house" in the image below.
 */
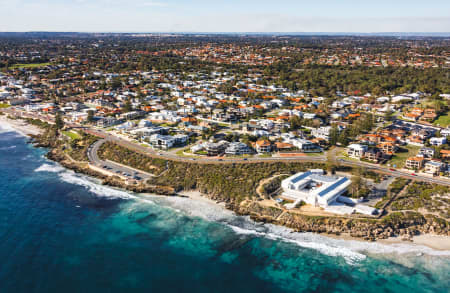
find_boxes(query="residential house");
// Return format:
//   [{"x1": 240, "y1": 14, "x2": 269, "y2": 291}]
[
  {"x1": 405, "y1": 157, "x2": 425, "y2": 170},
  {"x1": 275, "y1": 142, "x2": 296, "y2": 152},
  {"x1": 97, "y1": 117, "x2": 119, "y2": 128},
  {"x1": 430, "y1": 137, "x2": 447, "y2": 146},
  {"x1": 440, "y1": 150, "x2": 450, "y2": 160},
  {"x1": 441, "y1": 128, "x2": 450, "y2": 137},
  {"x1": 418, "y1": 147, "x2": 435, "y2": 158},
  {"x1": 120, "y1": 111, "x2": 143, "y2": 120},
  {"x1": 406, "y1": 135, "x2": 425, "y2": 146},
  {"x1": 424, "y1": 161, "x2": 445, "y2": 175},
  {"x1": 364, "y1": 148, "x2": 382, "y2": 163},
  {"x1": 255, "y1": 139, "x2": 272, "y2": 153},
  {"x1": 225, "y1": 142, "x2": 253, "y2": 155},
  {"x1": 205, "y1": 141, "x2": 229, "y2": 156},
  {"x1": 347, "y1": 144, "x2": 368, "y2": 159},
  {"x1": 149, "y1": 134, "x2": 188, "y2": 150},
  {"x1": 421, "y1": 109, "x2": 437, "y2": 121},
  {"x1": 378, "y1": 142, "x2": 397, "y2": 155},
  {"x1": 311, "y1": 126, "x2": 333, "y2": 141}
]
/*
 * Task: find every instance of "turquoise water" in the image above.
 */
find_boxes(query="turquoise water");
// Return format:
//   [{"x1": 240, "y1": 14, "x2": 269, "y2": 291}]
[{"x1": 0, "y1": 125, "x2": 449, "y2": 293}]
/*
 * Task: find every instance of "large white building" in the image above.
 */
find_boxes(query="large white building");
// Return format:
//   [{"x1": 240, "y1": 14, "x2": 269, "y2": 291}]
[{"x1": 281, "y1": 170, "x2": 351, "y2": 208}]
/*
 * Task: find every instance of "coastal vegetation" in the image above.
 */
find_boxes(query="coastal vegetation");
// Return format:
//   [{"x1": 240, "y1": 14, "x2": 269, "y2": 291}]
[
  {"x1": 98, "y1": 142, "x2": 167, "y2": 175},
  {"x1": 375, "y1": 178, "x2": 410, "y2": 209},
  {"x1": 261, "y1": 175, "x2": 289, "y2": 198},
  {"x1": 65, "y1": 132, "x2": 98, "y2": 162},
  {"x1": 96, "y1": 142, "x2": 325, "y2": 202},
  {"x1": 390, "y1": 182, "x2": 450, "y2": 218},
  {"x1": 24, "y1": 128, "x2": 450, "y2": 241}
]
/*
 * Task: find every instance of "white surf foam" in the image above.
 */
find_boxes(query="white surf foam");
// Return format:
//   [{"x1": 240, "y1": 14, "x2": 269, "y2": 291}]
[
  {"x1": 0, "y1": 145, "x2": 16, "y2": 150},
  {"x1": 0, "y1": 122, "x2": 16, "y2": 133},
  {"x1": 151, "y1": 192, "x2": 450, "y2": 263},
  {"x1": 32, "y1": 161, "x2": 450, "y2": 263},
  {"x1": 35, "y1": 163, "x2": 66, "y2": 173},
  {"x1": 58, "y1": 170, "x2": 138, "y2": 200},
  {"x1": 226, "y1": 222, "x2": 366, "y2": 264},
  {"x1": 0, "y1": 121, "x2": 27, "y2": 137}
]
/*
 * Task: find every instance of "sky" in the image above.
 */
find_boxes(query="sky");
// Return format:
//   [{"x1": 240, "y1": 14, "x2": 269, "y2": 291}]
[{"x1": 0, "y1": 0, "x2": 449, "y2": 33}]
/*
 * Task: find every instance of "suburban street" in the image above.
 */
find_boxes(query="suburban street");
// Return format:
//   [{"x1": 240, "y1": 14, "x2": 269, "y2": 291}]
[{"x1": 4, "y1": 108, "x2": 450, "y2": 186}]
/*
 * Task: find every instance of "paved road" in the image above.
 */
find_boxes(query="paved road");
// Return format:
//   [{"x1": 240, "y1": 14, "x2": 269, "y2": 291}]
[
  {"x1": 4, "y1": 108, "x2": 450, "y2": 186},
  {"x1": 87, "y1": 139, "x2": 153, "y2": 181},
  {"x1": 336, "y1": 159, "x2": 450, "y2": 186}
]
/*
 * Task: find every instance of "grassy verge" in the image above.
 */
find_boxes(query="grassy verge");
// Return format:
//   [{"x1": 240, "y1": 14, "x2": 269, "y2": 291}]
[
  {"x1": 62, "y1": 130, "x2": 82, "y2": 140},
  {"x1": 387, "y1": 145, "x2": 420, "y2": 168},
  {"x1": 9, "y1": 63, "x2": 52, "y2": 69},
  {"x1": 434, "y1": 112, "x2": 450, "y2": 127}
]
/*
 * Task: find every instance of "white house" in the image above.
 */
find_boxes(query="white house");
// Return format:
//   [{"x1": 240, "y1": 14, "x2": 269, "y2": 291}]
[
  {"x1": 430, "y1": 137, "x2": 446, "y2": 146},
  {"x1": 281, "y1": 170, "x2": 351, "y2": 208},
  {"x1": 225, "y1": 142, "x2": 253, "y2": 155},
  {"x1": 347, "y1": 144, "x2": 368, "y2": 159}
]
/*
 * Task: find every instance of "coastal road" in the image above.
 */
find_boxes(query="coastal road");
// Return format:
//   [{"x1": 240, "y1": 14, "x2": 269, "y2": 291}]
[
  {"x1": 87, "y1": 139, "x2": 154, "y2": 181},
  {"x1": 88, "y1": 130, "x2": 450, "y2": 186},
  {"x1": 336, "y1": 159, "x2": 450, "y2": 186},
  {"x1": 4, "y1": 108, "x2": 450, "y2": 186}
]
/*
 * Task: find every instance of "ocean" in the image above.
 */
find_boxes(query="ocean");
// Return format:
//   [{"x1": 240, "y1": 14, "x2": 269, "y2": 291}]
[{"x1": 0, "y1": 123, "x2": 449, "y2": 293}]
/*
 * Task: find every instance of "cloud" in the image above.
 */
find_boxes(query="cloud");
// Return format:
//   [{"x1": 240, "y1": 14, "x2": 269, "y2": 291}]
[{"x1": 141, "y1": 1, "x2": 167, "y2": 7}]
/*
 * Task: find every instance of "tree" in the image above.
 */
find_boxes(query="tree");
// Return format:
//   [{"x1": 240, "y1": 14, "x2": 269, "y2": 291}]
[
  {"x1": 329, "y1": 125, "x2": 339, "y2": 146},
  {"x1": 384, "y1": 109, "x2": 394, "y2": 122},
  {"x1": 351, "y1": 175, "x2": 366, "y2": 198},
  {"x1": 290, "y1": 116, "x2": 302, "y2": 130},
  {"x1": 55, "y1": 112, "x2": 64, "y2": 131},
  {"x1": 123, "y1": 100, "x2": 132, "y2": 113},
  {"x1": 337, "y1": 129, "x2": 349, "y2": 146},
  {"x1": 87, "y1": 110, "x2": 94, "y2": 123}
]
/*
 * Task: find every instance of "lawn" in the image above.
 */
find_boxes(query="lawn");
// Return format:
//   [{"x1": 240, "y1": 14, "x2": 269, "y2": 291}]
[
  {"x1": 434, "y1": 112, "x2": 450, "y2": 127},
  {"x1": 0, "y1": 103, "x2": 10, "y2": 108},
  {"x1": 62, "y1": 130, "x2": 82, "y2": 140},
  {"x1": 9, "y1": 63, "x2": 52, "y2": 69},
  {"x1": 387, "y1": 145, "x2": 421, "y2": 168},
  {"x1": 306, "y1": 152, "x2": 323, "y2": 156}
]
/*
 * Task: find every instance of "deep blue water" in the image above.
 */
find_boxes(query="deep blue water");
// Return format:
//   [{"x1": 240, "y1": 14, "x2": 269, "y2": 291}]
[{"x1": 0, "y1": 125, "x2": 449, "y2": 293}]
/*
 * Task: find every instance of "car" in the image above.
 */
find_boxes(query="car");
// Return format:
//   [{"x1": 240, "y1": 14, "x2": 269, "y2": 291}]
[
  {"x1": 411, "y1": 173, "x2": 417, "y2": 176},
  {"x1": 243, "y1": 158, "x2": 248, "y2": 161},
  {"x1": 389, "y1": 168, "x2": 396, "y2": 171},
  {"x1": 218, "y1": 159, "x2": 223, "y2": 161}
]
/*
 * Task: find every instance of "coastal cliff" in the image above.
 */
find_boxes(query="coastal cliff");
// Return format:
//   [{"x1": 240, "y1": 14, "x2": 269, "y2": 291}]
[{"x1": 26, "y1": 123, "x2": 450, "y2": 242}]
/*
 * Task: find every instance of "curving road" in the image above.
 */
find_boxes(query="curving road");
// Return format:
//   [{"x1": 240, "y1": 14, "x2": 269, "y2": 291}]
[{"x1": 4, "y1": 108, "x2": 450, "y2": 186}]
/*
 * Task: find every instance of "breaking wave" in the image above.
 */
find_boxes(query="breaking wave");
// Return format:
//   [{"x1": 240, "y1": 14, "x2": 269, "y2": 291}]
[
  {"x1": 0, "y1": 145, "x2": 17, "y2": 150},
  {"x1": 34, "y1": 161, "x2": 141, "y2": 200},
  {"x1": 35, "y1": 163, "x2": 66, "y2": 173},
  {"x1": 0, "y1": 121, "x2": 28, "y2": 137},
  {"x1": 58, "y1": 171, "x2": 139, "y2": 200},
  {"x1": 155, "y1": 193, "x2": 450, "y2": 265},
  {"x1": 33, "y1": 161, "x2": 450, "y2": 264}
]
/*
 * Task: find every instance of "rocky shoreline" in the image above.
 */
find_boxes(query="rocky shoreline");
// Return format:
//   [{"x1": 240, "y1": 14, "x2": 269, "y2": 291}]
[
  {"x1": 15, "y1": 118, "x2": 449, "y2": 246},
  {"x1": 195, "y1": 192, "x2": 449, "y2": 242}
]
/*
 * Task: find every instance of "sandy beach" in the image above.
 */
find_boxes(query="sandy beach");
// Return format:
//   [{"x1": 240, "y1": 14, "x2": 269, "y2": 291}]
[
  {"x1": 0, "y1": 115, "x2": 43, "y2": 136},
  {"x1": 1, "y1": 116, "x2": 449, "y2": 253},
  {"x1": 179, "y1": 190, "x2": 450, "y2": 252},
  {"x1": 380, "y1": 235, "x2": 450, "y2": 251}
]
